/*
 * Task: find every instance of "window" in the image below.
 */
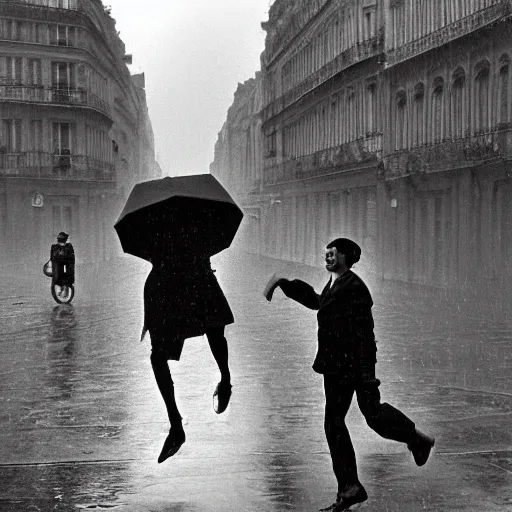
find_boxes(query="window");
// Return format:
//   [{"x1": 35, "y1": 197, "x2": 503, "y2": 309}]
[
  {"x1": 52, "y1": 62, "x2": 75, "y2": 89},
  {"x1": 474, "y1": 66, "x2": 490, "y2": 133},
  {"x1": 451, "y1": 69, "x2": 465, "y2": 139},
  {"x1": 363, "y1": 8, "x2": 375, "y2": 40},
  {"x1": 28, "y1": 59, "x2": 42, "y2": 86},
  {"x1": 499, "y1": 64, "x2": 509, "y2": 125},
  {"x1": 366, "y1": 83, "x2": 377, "y2": 135},
  {"x1": 2, "y1": 119, "x2": 22, "y2": 153},
  {"x1": 50, "y1": 25, "x2": 75, "y2": 46},
  {"x1": 52, "y1": 122, "x2": 71, "y2": 155},
  {"x1": 5, "y1": 57, "x2": 22, "y2": 85},
  {"x1": 431, "y1": 78, "x2": 444, "y2": 143},
  {"x1": 413, "y1": 83, "x2": 425, "y2": 146},
  {"x1": 396, "y1": 90, "x2": 407, "y2": 149},
  {"x1": 266, "y1": 132, "x2": 276, "y2": 158}
]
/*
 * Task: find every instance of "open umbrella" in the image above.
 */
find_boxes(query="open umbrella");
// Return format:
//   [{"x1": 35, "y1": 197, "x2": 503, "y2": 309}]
[{"x1": 114, "y1": 174, "x2": 243, "y2": 262}]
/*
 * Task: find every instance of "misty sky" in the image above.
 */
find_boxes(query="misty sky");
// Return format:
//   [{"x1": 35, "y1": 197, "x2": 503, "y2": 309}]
[{"x1": 107, "y1": 0, "x2": 272, "y2": 177}]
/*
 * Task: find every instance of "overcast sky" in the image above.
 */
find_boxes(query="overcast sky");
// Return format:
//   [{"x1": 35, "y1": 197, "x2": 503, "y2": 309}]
[{"x1": 107, "y1": 0, "x2": 272, "y2": 177}]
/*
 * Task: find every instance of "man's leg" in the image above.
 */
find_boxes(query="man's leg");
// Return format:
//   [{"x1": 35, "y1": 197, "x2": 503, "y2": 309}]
[
  {"x1": 206, "y1": 326, "x2": 232, "y2": 414},
  {"x1": 323, "y1": 375, "x2": 366, "y2": 500},
  {"x1": 150, "y1": 337, "x2": 185, "y2": 463},
  {"x1": 356, "y1": 367, "x2": 434, "y2": 466}
]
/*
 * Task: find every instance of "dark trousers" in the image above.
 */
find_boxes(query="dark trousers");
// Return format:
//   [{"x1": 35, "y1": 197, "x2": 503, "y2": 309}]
[{"x1": 323, "y1": 369, "x2": 415, "y2": 491}]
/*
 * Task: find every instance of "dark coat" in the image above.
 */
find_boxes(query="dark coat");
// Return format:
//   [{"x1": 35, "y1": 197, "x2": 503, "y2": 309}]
[
  {"x1": 280, "y1": 270, "x2": 376, "y2": 375},
  {"x1": 144, "y1": 256, "x2": 234, "y2": 343},
  {"x1": 50, "y1": 243, "x2": 75, "y2": 286}
]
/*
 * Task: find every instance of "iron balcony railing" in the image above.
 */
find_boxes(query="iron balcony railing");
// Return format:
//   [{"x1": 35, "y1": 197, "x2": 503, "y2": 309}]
[
  {"x1": 0, "y1": 151, "x2": 115, "y2": 182},
  {"x1": 1, "y1": 0, "x2": 79, "y2": 10},
  {"x1": 386, "y1": 1, "x2": 511, "y2": 67},
  {"x1": 262, "y1": 36, "x2": 382, "y2": 124},
  {"x1": 383, "y1": 127, "x2": 512, "y2": 178},
  {"x1": 263, "y1": 133, "x2": 382, "y2": 186},
  {"x1": 0, "y1": 84, "x2": 112, "y2": 119}
]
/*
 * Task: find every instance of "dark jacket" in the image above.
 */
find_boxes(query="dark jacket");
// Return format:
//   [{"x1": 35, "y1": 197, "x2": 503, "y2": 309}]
[
  {"x1": 144, "y1": 256, "x2": 234, "y2": 342},
  {"x1": 280, "y1": 270, "x2": 376, "y2": 375},
  {"x1": 50, "y1": 243, "x2": 75, "y2": 286}
]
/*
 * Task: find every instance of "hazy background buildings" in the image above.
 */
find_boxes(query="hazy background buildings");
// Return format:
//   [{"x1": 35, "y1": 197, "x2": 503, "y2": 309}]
[
  {"x1": 211, "y1": 0, "x2": 512, "y2": 319},
  {"x1": 0, "y1": 0, "x2": 161, "y2": 267}
]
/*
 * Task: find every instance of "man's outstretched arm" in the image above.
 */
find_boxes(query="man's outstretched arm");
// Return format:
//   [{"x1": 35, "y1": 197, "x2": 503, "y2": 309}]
[{"x1": 264, "y1": 274, "x2": 320, "y2": 310}]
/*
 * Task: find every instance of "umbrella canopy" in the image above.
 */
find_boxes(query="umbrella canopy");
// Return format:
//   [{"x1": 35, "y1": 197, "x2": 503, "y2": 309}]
[{"x1": 114, "y1": 174, "x2": 243, "y2": 261}]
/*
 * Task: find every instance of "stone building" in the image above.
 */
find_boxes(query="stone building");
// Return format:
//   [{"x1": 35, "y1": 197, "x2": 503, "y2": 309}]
[
  {"x1": 248, "y1": 0, "x2": 383, "y2": 268},
  {"x1": 213, "y1": 0, "x2": 512, "y2": 309},
  {"x1": 380, "y1": 0, "x2": 512, "y2": 298},
  {"x1": 210, "y1": 74, "x2": 266, "y2": 254},
  {"x1": 0, "y1": 0, "x2": 160, "y2": 267}
]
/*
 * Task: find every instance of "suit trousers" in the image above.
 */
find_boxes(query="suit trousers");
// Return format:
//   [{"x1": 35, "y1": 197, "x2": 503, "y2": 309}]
[{"x1": 323, "y1": 369, "x2": 416, "y2": 491}]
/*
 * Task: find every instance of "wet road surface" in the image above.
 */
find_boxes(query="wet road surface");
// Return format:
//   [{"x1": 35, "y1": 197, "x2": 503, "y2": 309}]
[{"x1": 0, "y1": 253, "x2": 511, "y2": 511}]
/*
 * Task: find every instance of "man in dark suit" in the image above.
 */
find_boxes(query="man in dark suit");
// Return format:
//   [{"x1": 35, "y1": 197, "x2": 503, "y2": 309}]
[{"x1": 264, "y1": 238, "x2": 435, "y2": 511}]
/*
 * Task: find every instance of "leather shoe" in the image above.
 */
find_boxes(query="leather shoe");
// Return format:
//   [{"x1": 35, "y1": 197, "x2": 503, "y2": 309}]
[{"x1": 408, "y1": 428, "x2": 435, "y2": 466}]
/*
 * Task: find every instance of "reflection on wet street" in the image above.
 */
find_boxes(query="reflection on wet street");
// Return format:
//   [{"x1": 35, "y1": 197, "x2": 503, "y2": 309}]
[{"x1": 0, "y1": 253, "x2": 511, "y2": 511}]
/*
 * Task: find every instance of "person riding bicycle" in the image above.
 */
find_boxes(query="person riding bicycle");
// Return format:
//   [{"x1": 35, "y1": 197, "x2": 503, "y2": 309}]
[{"x1": 50, "y1": 232, "x2": 75, "y2": 299}]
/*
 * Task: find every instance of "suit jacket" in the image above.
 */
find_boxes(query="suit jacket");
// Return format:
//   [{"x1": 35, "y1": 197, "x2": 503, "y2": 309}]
[{"x1": 279, "y1": 270, "x2": 376, "y2": 375}]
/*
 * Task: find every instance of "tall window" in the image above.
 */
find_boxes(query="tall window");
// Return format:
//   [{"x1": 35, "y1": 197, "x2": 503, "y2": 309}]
[
  {"x1": 28, "y1": 59, "x2": 42, "y2": 86},
  {"x1": 413, "y1": 83, "x2": 425, "y2": 146},
  {"x1": 5, "y1": 57, "x2": 22, "y2": 84},
  {"x1": 347, "y1": 88, "x2": 356, "y2": 141},
  {"x1": 474, "y1": 64, "x2": 490, "y2": 133},
  {"x1": 30, "y1": 120, "x2": 43, "y2": 152},
  {"x1": 2, "y1": 119, "x2": 22, "y2": 153},
  {"x1": 363, "y1": 7, "x2": 375, "y2": 40},
  {"x1": 431, "y1": 78, "x2": 444, "y2": 143},
  {"x1": 396, "y1": 90, "x2": 407, "y2": 149},
  {"x1": 366, "y1": 83, "x2": 377, "y2": 135},
  {"x1": 499, "y1": 62, "x2": 509, "y2": 125},
  {"x1": 50, "y1": 25, "x2": 75, "y2": 46},
  {"x1": 51, "y1": 62, "x2": 75, "y2": 89},
  {"x1": 451, "y1": 69, "x2": 466, "y2": 139},
  {"x1": 52, "y1": 122, "x2": 71, "y2": 155}
]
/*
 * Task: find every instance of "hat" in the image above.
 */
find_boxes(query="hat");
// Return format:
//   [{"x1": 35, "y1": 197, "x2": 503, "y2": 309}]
[{"x1": 57, "y1": 231, "x2": 69, "y2": 241}]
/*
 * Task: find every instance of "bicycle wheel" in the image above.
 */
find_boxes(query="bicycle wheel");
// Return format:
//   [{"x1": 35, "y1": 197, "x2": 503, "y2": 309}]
[{"x1": 51, "y1": 283, "x2": 75, "y2": 304}]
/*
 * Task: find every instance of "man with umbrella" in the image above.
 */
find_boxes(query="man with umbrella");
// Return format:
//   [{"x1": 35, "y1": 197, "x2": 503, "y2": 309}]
[{"x1": 115, "y1": 175, "x2": 242, "y2": 463}]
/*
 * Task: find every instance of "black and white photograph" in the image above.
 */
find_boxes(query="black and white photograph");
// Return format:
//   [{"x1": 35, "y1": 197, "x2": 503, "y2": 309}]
[{"x1": 0, "y1": 1, "x2": 511, "y2": 510}]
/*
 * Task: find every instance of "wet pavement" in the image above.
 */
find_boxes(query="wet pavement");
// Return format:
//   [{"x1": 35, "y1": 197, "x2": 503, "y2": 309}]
[{"x1": 0, "y1": 253, "x2": 511, "y2": 511}]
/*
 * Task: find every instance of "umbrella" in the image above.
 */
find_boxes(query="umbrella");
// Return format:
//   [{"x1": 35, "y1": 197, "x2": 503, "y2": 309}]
[{"x1": 114, "y1": 174, "x2": 243, "y2": 261}]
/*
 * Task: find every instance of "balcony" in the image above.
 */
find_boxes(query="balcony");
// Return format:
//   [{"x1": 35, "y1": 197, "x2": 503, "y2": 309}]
[
  {"x1": 0, "y1": 84, "x2": 112, "y2": 120},
  {"x1": 263, "y1": 133, "x2": 382, "y2": 186},
  {"x1": 1, "y1": 0, "x2": 78, "y2": 10},
  {"x1": 0, "y1": 151, "x2": 115, "y2": 182},
  {"x1": 383, "y1": 127, "x2": 512, "y2": 179},
  {"x1": 386, "y1": 2, "x2": 510, "y2": 67},
  {"x1": 261, "y1": 36, "x2": 382, "y2": 124}
]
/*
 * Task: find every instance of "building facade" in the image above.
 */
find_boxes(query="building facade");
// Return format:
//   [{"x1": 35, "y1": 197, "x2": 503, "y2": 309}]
[
  {"x1": 380, "y1": 0, "x2": 512, "y2": 296},
  {"x1": 213, "y1": 0, "x2": 512, "y2": 307},
  {"x1": 0, "y1": 0, "x2": 160, "y2": 267},
  {"x1": 210, "y1": 74, "x2": 265, "y2": 254}
]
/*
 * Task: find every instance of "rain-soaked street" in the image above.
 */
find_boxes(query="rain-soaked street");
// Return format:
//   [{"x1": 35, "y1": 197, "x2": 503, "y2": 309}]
[{"x1": 0, "y1": 253, "x2": 511, "y2": 511}]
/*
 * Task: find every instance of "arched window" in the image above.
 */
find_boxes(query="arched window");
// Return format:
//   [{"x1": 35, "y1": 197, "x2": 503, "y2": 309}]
[
  {"x1": 474, "y1": 63, "x2": 490, "y2": 133},
  {"x1": 499, "y1": 57, "x2": 510, "y2": 125},
  {"x1": 413, "y1": 83, "x2": 425, "y2": 146},
  {"x1": 431, "y1": 77, "x2": 444, "y2": 143},
  {"x1": 451, "y1": 67, "x2": 466, "y2": 139},
  {"x1": 396, "y1": 90, "x2": 407, "y2": 149}
]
